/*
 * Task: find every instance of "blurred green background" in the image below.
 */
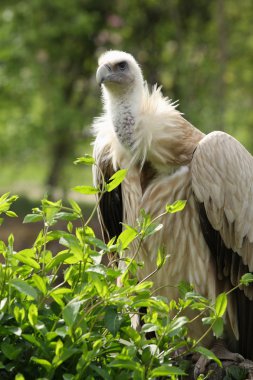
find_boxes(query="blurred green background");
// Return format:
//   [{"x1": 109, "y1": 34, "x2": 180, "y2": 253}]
[{"x1": 0, "y1": 0, "x2": 253, "y2": 217}]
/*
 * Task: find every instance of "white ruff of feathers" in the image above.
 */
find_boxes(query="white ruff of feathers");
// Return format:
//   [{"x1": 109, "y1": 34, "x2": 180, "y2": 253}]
[{"x1": 92, "y1": 80, "x2": 182, "y2": 172}]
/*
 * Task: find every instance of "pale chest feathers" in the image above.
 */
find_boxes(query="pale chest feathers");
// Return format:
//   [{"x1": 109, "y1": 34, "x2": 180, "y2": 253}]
[{"x1": 122, "y1": 166, "x2": 216, "y2": 302}]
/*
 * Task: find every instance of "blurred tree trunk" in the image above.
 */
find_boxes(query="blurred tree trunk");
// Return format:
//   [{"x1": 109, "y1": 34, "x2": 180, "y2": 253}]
[
  {"x1": 46, "y1": 135, "x2": 74, "y2": 197},
  {"x1": 216, "y1": 0, "x2": 227, "y2": 131},
  {"x1": 168, "y1": 0, "x2": 183, "y2": 102},
  {"x1": 45, "y1": 77, "x2": 77, "y2": 198}
]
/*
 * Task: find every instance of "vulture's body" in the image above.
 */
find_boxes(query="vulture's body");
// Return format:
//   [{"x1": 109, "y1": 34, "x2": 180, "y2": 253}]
[{"x1": 93, "y1": 50, "x2": 253, "y2": 359}]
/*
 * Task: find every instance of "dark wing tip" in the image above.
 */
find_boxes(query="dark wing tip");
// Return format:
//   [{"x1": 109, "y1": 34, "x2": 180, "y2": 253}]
[{"x1": 196, "y1": 200, "x2": 253, "y2": 360}]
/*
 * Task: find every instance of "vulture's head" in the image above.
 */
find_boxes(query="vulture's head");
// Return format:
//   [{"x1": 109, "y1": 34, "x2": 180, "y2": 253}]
[{"x1": 96, "y1": 50, "x2": 144, "y2": 95}]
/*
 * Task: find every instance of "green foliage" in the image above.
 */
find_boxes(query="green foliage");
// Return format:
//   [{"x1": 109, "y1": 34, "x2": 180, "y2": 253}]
[
  {"x1": 240, "y1": 273, "x2": 253, "y2": 286},
  {"x1": 0, "y1": 193, "x2": 19, "y2": 225},
  {"x1": 105, "y1": 169, "x2": 128, "y2": 193},
  {"x1": 0, "y1": 164, "x2": 250, "y2": 379}
]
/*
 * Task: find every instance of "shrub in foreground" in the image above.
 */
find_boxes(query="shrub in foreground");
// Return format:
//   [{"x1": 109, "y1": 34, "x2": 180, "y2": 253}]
[{"x1": 0, "y1": 159, "x2": 252, "y2": 380}]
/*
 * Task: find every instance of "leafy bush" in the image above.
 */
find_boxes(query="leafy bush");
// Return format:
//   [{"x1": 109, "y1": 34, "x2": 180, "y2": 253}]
[{"x1": 0, "y1": 158, "x2": 252, "y2": 380}]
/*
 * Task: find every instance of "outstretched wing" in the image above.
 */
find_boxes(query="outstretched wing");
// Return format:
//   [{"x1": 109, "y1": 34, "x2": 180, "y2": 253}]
[{"x1": 191, "y1": 131, "x2": 253, "y2": 358}]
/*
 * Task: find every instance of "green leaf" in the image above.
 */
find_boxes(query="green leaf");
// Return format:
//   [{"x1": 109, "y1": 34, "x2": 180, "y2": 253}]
[
  {"x1": 31, "y1": 357, "x2": 52, "y2": 372},
  {"x1": 240, "y1": 273, "x2": 253, "y2": 286},
  {"x1": 55, "y1": 212, "x2": 79, "y2": 221},
  {"x1": 55, "y1": 326, "x2": 68, "y2": 338},
  {"x1": 212, "y1": 317, "x2": 224, "y2": 337},
  {"x1": 132, "y1": 297, "x2": 169, "y2": 312},
  {"x1": 83, "y1": 225, "x2": 95, "y2": 237},
  {"x1": 10, "y1": 279, "x2": 38, "y2": 300},
  {"x1": 0, "y1": 192, "x2": 9, "y2": 201},
  {"x1": 59, "y1": 233, "x2": 83, "y2": 254},
  {"x1": 63, "y1": 300, "x2": 82, "y2": 327},
  {"x1": 150, "y1": 365, "x2": 186, "y2": 377},
  {"x1": 133, "y1": 281, "x2": 153, "y2": 292},
  {"x1": 74, "y1": 155, "x2": 95, "y2": 166},
  {"x1": 89, "y1": 273, "x2": 109, "y2": 297},
  {"x1": 45, "y1": 252, "x2": 74, "y2": 271},
  {"x1": 194, "y1": 346, "x2": 222, "y2": 367},
  {"x1": 141, "y1": 346, "x2": 153, "y2": 364},
  {"x1": 67, "y1": 221, "x2": 73, "y2": 233},
  {"x1": 15, "y1": 251, "x2": 40, "y2": 269},
  {"x1": 0, "y1": 297, "x2": 7, "y2": 311},
  {"x1": 47, "y1": 230, "x2": 72, "y2": 241},
  {"x1": 42, "y1": 199, "x2": 62, "y2": 226},
  {"x1": 185, "y1": 292, "x2": 209, "y2": 304},
  {"x1": 32, "y1": 274, "x2": 47, "y2": 295},
  {"x1": 104, "y1": 306, "x2": 123, "y2": 336},
  {"x1": 215, "y1": 292, "x2": 227, "y2": 317},
  {"x1": 90, "y1": 364, "x2": 111, "y2": 380},
  {"x1": 85, "y1": 236, "x2": 108, "y2": 251},
  {"x1": 46, "y1": 332, "x2": 58, "y2": 342},
  {"x1": 109, "y1": 357, "x2": 142, "y2": 371},
  {"x1": 42, "y1": 199, "x2": 62, "y2": 209},
  {"x1": 13, "y1": 306, "x2": 26, "y2": 324},
  {"x1": 178, "y1": 281, "x2": 194, "y2": 298},
  {"x1": 166, "y1": 200, "x2": 187, "y2": 214},
  {"x1": 121, "y1": 326, "x2": 141, "y2": 344},
  {"x1": 1, "y1": 342, "x2": 22, "y2": 360},
  {"x1": 166, "y1": 316, "x2": 189, "y2": 336},
  {"x1": 202, "y1": 316, "x2": 212, "y2": 325},
  {"x1": 28, "y1": 304, "x2": 38, "y2": 327},
  {"x1": 143, "y1": 222, "x2": 163, "y2": 238},
  {"x1": 117, "y1": 226, "x2": 138, "y2": 249},
  {"x1": 156, "y1": 246, "x2": 168, "y2": 269},
  {"x1": 69, "y1": 199, "x2": 82, "y2": 214},
  {"x1": 50, "y1": 287, "x2": 72, "y2": 296},
  {"x1": 0, "y1": 193, "x2": 18, "y2": 215},
  {"x1": 22, "y1": 334, "x2": 41, "y2": 348},
  {"x1": 7, "y1": 326, "x2": 22, "y2": 336},
  {"x1": 142, "y1": 323, "x2": 160, "y2": 333},
  {"x1": 63, "y1": 375, "x2": 75, "y2": 380},
  {"x1": 8, "y1": 233, "x2": 14, "y2": 247},
  {"x1": 106, "y1": 169, "x2": 127, "y2": 192},
  {"x1": 53, "y1": 347, "x2": 80, "y2": 367},
  {"x1": 55, "y1": 339, "x2": 63, "y2": 357},
  {"x1": 86, "y1": 264, "x2": 107, "y2": 276},
  {"x1": 6, "y1": 210, "x2": 18, "y2": 218},
  {"x1": 23, "y1": 213, "x2": 43, "y2": 224},
  {"x1": 15, "y1": 374, "x2": 25, "y2": 380},
  {"x1": 73, "y1": 185, "x2": 99, "y2": 194}
]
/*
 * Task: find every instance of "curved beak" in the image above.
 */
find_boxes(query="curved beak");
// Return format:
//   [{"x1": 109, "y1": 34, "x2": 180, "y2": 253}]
[{"x1": 96, "y1": 64, "x2": 112, "y2": 86}]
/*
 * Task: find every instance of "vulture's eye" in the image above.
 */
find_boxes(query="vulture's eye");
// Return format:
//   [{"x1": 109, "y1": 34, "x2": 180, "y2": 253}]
[{"x1": 117, "y1": 61, "x2": 128, "y2": 71}]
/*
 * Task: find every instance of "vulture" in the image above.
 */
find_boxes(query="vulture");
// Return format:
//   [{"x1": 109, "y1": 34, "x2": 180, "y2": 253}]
[{"x1": 92, "y1": 50, "x2": 253, "y2": 364}]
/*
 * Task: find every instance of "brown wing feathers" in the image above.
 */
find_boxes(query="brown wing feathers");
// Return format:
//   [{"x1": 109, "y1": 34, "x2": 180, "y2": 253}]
[{"x1": 197, "y1": 201, "x2": 253, "y2": 358}]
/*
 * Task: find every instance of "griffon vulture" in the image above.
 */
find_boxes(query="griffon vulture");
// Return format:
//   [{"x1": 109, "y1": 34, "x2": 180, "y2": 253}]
[{"x1": 92, "y1": 50, "x2": 253, "y2": 363}]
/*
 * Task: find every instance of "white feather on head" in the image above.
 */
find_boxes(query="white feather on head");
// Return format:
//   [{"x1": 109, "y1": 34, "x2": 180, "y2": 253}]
[{"x1": 98, "y1": 50, "x2": 138, "y2": 67}]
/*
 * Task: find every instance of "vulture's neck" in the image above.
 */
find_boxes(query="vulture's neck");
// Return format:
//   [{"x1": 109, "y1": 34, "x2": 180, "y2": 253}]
[{"x1": 105, "y1": 85, "x2": 143, "y2": 150}]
